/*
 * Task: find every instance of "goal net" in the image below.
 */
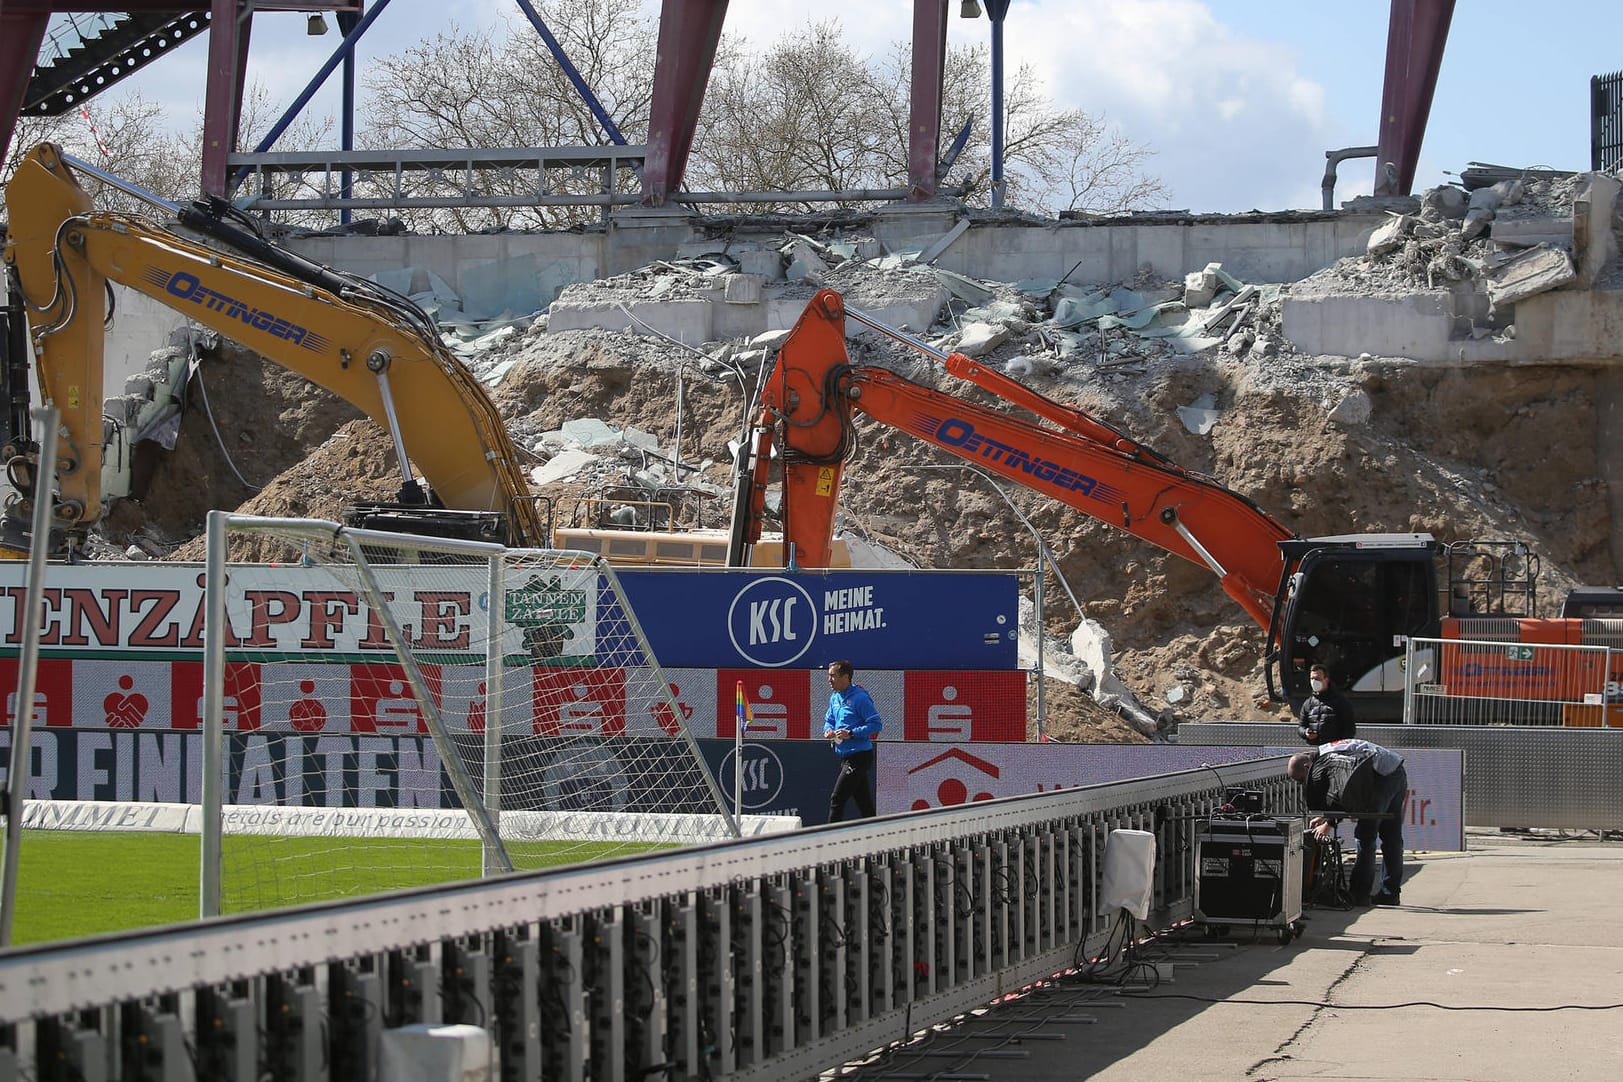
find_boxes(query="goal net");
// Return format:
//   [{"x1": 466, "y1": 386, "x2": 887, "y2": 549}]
[{"x1": 201, "y1": 512, "x2": 739, "y2": 915}]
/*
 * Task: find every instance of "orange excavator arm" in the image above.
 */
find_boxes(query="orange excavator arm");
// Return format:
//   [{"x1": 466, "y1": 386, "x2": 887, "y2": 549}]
[{"x1": 745, "y1": 289, "x2": 1296, "y2": 630}]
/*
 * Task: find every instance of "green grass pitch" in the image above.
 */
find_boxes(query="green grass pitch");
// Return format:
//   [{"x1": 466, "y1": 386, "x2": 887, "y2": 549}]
[{"x1": 10, "y1": 831, "x2": 648, "y2": 947}]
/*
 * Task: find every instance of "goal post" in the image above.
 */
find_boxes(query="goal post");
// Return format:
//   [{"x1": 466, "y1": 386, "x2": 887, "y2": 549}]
[{"x1": 201, "y1": 511, "x2": 739, "y2": 916}]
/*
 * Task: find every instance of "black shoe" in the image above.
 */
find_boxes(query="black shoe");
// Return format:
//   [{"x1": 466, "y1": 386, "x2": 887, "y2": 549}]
[
  {"x1": 1351, "y1": 893, "x2": 1371, "y2": 907},
  {"x1": 1372, "y1": 891, "x2": 1402, "y2": 906}
]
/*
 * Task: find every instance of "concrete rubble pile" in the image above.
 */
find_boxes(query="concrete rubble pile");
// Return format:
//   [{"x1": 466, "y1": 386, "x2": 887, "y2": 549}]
[{"x1": 1294, "y1": 168, "x2": 1622, "y2": 354}]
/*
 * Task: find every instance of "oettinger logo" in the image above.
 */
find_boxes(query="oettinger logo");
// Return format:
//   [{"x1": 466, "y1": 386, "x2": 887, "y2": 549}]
[{"x1": 727, "y1": 577, "x2": 816, "y2": 667}]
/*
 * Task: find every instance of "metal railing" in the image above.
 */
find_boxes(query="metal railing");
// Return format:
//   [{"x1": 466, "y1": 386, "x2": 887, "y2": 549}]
[
  {"x1": 224, "y1": 146, "x2": 971, "y2": 219},
  {"x1": 1592, "y1": 69, "x2": 1623, "y2": 172},
  {"x1": 0, "y1": 758, "x2": 1296, "y2": 1081},
  {"x1": 227, "y1": 145, "x2": 649, "y2": 219},
  {"x1": 1403, "y1": 636, "x2": 1619, "y2": 726}
]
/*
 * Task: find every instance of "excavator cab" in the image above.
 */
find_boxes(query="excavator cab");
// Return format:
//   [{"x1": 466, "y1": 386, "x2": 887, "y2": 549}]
[{"x1": 1269, "y1": 535, "x2": 1443, "y2": 722}]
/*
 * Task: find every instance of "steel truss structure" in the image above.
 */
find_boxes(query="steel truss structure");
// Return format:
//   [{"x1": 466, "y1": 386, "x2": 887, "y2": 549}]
[{"x1": 0, "y1": 758, "x2": 1296, "y2": 1080}]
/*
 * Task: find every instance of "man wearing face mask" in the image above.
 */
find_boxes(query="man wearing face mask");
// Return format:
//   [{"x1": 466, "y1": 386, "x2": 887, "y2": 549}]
[{"x1": 1297, "y1": 664, "x2": 1356, "y2": 744}]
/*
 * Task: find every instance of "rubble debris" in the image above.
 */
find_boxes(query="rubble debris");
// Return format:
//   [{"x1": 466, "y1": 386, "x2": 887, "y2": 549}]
[
  {"x1": 954, "y1": 321, "x2": 1011, "y2": 358},
  {"x1": 1461, "y1": 177, "x2": 1524, "y2": 241},
  {"x1": 1295, "y1": 168, "x2": 1609, "y2": 329},
  {"x1": 1182, "y1": 263, "x2": 1223, "y2": 307},
  {"x1": 1366, "y1": 213, "x2": 1413, "y2": 256},
  {"x1": 1420, "y1": 185, "x2": 1467, "y2": 219},
  {"x1": 1326, "y1": 389, "x2": 1372, "y2": 427},
  {"x1": 1484, "y1": 243, "x2": 1577, "y2": 310},
  {"x1": 1176, "y1": 394, "x2": 1219, "y2": 435},
  {"x1": 1573, "y1": 173, "x2": 1621, "y2": 287},
  {"x1": 784, "y1": 239, "x2": 831, "y2": 283},
  {"x1": 531, "y1": 448, "x2": 599, "y2": 485}
]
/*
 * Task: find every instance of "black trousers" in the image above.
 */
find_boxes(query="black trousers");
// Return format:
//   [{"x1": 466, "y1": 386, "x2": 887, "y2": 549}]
[{"x1": 828, "y1": 749, "x2": 877, "y2": 822}]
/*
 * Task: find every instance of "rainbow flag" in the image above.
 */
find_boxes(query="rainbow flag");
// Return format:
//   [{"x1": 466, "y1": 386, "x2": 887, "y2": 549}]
[{"x1": 735, "y1": 681, "x2": 755, "y2": 735}]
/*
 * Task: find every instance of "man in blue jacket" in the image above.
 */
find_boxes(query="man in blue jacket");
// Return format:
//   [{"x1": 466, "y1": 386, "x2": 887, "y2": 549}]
[{"x1": 823, "y1": 659, "x2": 884, "y2": 822}]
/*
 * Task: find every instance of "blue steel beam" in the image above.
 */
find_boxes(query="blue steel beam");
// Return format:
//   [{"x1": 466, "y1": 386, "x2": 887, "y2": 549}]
[
  {"x1": 512, "y1": 0, "x2": 628, "y2": 146},
  {"x1": 228, "y1": 0, "x2": 394, "y2": 195},
  {"x1": 339, "y1": 8, "x2": 359, "y2": 222}
]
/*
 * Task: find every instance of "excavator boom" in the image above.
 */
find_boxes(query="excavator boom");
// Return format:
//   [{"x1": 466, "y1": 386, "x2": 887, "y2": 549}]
[
  {"x1": 754, "y1": 289, "x2": 1296, "y2": 629},
  {"x1": 1, "y1": 143, "x2": 543, "y2": 550}
]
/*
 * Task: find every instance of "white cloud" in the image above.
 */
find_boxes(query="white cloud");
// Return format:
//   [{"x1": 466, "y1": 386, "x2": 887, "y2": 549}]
[
  {"x1": 713, "y1": 1, "x2": 914, "y2": 53},
  {"x1": 992, "y1": 1, "x2": 1339, "y2": 211},
  {"x1": 700, "y1": 0, "x2": 1348, "y2": 212}
]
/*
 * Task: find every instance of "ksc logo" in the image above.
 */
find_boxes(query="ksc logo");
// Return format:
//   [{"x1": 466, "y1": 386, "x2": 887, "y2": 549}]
[
  {"x1": 719, "y1": 744, "x2": 786, "y2": 810},
  {"x1": 542, "y1": 743, "x2": 629, "y2": 811},
  {"x1": 727, "y1": 577, "x2": 816, "y2": 667}
]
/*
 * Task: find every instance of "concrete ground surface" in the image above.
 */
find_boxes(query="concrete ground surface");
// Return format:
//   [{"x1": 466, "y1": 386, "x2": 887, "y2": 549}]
[{"x1": 837, "y1": 828, "x2": 1623, "y2": 1081}]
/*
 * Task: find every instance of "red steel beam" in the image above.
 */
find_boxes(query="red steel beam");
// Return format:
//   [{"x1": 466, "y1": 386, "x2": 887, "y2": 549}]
[
  {"x1": 642, "y1": 0, "x2": 728, "y2": 208},
  {"x1": 1375, "y1": 0, "x2": 1455, "y2": 195},
  {"x1": 906, "y1": 0, "x2": 948, "y2": 201},
  {"x1": 2, "y1": 2, "x2": 361, "y2": 185},
  {"x1": 0, "y1": 5, "x2": 49, "y2": 169},
  {"x1": 199, "y1": 0, "x2": 249, "y2": 197}
]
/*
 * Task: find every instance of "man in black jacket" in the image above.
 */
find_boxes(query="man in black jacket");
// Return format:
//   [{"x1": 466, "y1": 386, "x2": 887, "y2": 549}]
[
  {"x1": 1297, "y1": 664, "x2": 1356, "y2": 744},
  {"x1": 1287, "y1": 739, "x2": 1407, "y2": 906}
]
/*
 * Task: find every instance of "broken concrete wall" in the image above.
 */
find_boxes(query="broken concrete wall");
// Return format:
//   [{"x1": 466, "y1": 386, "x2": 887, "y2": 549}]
[
  {"x1": 1280, "y1": 284, "x2": 1623, "y2": 364},
  {"x1": 1510, "y1": 289, "x2": 1623, "y2": 361},
  {"x1": 283, "y1": 206, "x2": 1623, "y2": 367},
  {"x1": 291, "y1": 232, "x2": 611, "y2": 319},
  {"x1": 1574, "y1": 172, "x2": 1621, "y2": 288},
  {"x1": 940, "y1": 216, "x2": 1385, "y2": 287},
  {"x1": 288, "y1": 212, "x2": 1384, "y2": 325}
]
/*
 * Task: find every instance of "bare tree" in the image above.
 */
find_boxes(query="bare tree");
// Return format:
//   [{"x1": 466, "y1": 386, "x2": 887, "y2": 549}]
[
  {"x1": 2, "y1": 94, "x2": 191, "y2": 208},
  {"x1": 866, "y1": 40, "x2": 1168, "y2": 216},
  {"x1": 360, "y1": 1, "x2": 657, "y2": 231},
  {"x1": 4, "y1": 83, "x2": 338, "y2": 222},
  {"x1": 10, "y1": 1, "x2": 1162, "y2": 228},
  {"x1": 688, "y1": 21, "x2": 894, "y2": 212},
  {"x1": 685, "y1": 21, "x2": 1164, "y2": 217}
]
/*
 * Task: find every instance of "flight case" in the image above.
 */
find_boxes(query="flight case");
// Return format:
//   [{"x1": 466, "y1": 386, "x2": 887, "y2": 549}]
[{"x1": 1193, "y1": 815, "x2": 1304, "y2": 943}]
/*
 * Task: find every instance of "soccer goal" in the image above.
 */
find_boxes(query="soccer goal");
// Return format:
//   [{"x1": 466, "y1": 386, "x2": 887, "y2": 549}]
[{"x1": 200, "y1": 511, "x2": 739, "y2": 916}]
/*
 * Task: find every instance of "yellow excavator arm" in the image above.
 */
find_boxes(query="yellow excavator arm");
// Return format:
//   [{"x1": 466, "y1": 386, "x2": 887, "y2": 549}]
[{"x1": 1, "y1": 143, "x2": 544, "y2": 551}]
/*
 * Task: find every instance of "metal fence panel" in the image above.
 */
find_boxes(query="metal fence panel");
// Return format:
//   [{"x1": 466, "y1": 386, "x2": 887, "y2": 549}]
[
  {"x1": 1593, "y1": 70, "x2": 1623, "y2": 170},
  {"x1": 1403, "y1": 636, "x2": 1617, "y2": 727}
]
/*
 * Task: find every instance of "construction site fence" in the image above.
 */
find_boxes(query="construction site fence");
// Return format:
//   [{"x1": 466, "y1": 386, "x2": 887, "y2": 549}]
[
  {"x1": 1402, "y1": 636, "x2": 1619, "y2": 728},
  {"x1": 0, "y1": 758, "x2": 1296, "y2": 1082},
  {"x1": 1178, "y1": 722, "x2": 1623, "y2": 832}
]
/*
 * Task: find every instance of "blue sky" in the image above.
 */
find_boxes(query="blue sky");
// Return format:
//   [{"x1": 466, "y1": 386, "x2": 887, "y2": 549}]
[{"x1": 76, "y1": 0, "x2": 1622, "y2": 213}]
